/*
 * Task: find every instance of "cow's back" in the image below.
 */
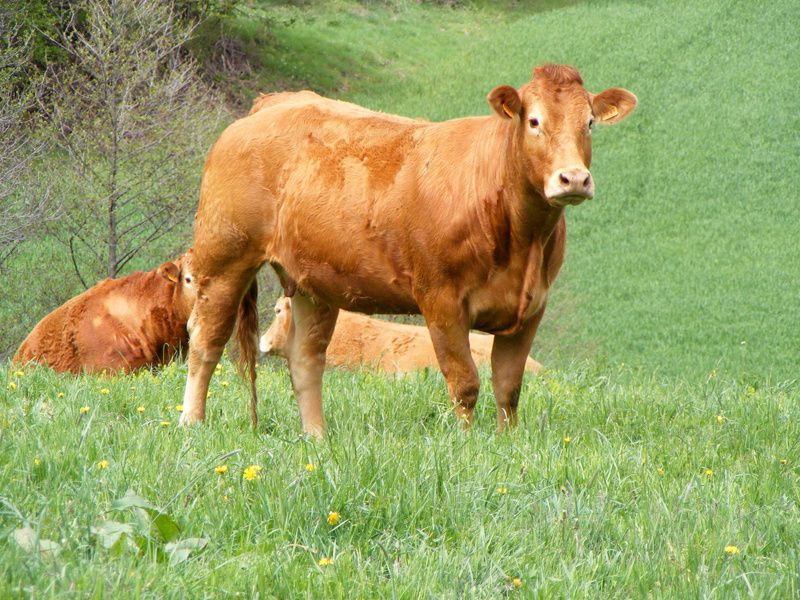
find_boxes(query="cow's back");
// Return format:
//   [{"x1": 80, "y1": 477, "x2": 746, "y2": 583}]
[{"x1": 14, "y1": 290, "x2": 92, "y2": 373}]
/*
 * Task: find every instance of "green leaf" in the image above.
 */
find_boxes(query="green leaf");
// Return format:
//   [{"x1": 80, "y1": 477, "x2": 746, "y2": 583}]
[
  {"x1": 164, "y1": 537, "x2": 209, "y2": 565},
  {"x1": 90, "y1": 521, "x2": 138, "y2": 556},
  {"x1": 151, "y1": 513, "x2": 181, "y2": 543},
  {"x1": 111, "y1": 490, "x2": 181, "y2": 542},
  {"x1": 13, "y1": 526, "x2": 61, "y2": 558},
  {"x1": 111, "y1": 490, "x2": 158, "y2": 512}
]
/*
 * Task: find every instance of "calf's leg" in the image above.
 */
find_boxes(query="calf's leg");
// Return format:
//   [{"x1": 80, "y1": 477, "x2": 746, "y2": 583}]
[
  {"x1": 423, "y1": 306, "x2": 480, "y2": 427},
  {"x1": 491, "y1": 309, "x2": 543, "y2": 432},
  {"x1": 285, "y1": 294, "x2": 338, "y2": 437}
]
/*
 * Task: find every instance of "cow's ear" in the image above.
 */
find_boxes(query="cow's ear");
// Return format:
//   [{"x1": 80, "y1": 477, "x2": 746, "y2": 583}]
[
  {"x1": 158, "y1": 261, "x2": 180, "y2": 283},
  {"x1": 591, "y1": 88, "x2": 637, "y2": 125},
  {"x1": 488, "y1": 85, "x2": 522, "y2": 120}
]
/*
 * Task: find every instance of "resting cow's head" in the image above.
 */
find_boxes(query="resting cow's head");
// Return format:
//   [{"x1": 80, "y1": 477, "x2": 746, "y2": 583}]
[
  {"x1": 259, "y1": 296, "x2": 292, "y2": 357},
  {"x1": 157, "y1": 249, "x2": 197, "y2": 319},
  {"x1": 488, "y1": 64, "x2": 636, "y2": 207}
]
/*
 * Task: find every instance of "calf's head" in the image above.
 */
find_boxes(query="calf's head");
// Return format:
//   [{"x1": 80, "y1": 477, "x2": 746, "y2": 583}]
[
  {"x1": 259, "y1": 296, "x2": 293, "y2": 357},
  {"x1": 488, "y1": 64, "x2": 637, "y2": 207},
  {"x1": 156, "y1": 250, "x2": 197, "y2": 319}
]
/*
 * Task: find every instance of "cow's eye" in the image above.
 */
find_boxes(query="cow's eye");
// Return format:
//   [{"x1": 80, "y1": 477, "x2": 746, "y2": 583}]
[
  {"x1": 275, "y1": 308, "x2": 281, "y2": 314},
  {"x1": 529, "y1": 118, "x2": 539, "y2": 128}
]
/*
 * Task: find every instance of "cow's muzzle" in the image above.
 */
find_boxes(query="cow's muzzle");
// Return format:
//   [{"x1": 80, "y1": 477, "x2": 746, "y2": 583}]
[{"x1": 544, "y1": 167, "x2": 594, "y2": 206}]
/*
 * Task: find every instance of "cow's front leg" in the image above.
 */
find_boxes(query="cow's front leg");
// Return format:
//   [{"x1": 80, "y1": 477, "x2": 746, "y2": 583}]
[
  {"x1": 423, "y1": 306, "x2": 479, "y2": 428},
  {"x1": 491, "y1": 309, "x2": 544, "y2": 432},
  {"x1": 286, "y1": 294, "x2": 338, "y2": 438}
]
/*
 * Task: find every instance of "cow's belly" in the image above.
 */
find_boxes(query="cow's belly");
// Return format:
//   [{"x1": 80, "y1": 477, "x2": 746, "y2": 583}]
[{"x1": 282, "y1": 257, "x2": 419, "y2": 314}]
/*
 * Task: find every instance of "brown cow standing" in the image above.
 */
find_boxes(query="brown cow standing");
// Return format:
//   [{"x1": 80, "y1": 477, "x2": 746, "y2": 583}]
[
  {"x1": 260, "y1": 296, "x2": 543, "y2": 374},
  {"x1": 14, "y1": 253, "x2": 196, "y2": 374},
  {"x1": 179, "y1": 64, "x2": 636, "y2": 435}
]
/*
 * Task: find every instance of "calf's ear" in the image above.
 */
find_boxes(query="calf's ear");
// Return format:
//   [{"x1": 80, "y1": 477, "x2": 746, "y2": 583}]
[
  {"x1": 488, "y1": 85, "x2": 522, "y2": 119},
  {"x1": 158, "y1": 261, "x2": 180, "y2": 283},
  {"x1": 591, "y1": 88, "x2": 637, "y2": 124}
]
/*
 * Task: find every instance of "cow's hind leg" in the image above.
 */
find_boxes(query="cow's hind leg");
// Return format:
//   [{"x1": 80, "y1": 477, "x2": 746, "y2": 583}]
[
  {"x1": 491, "y1": 309, "x2": 543, "y2": 432},
  {"x1": 285, "y1": 294, "x2": 338, "y2": 437},
  {"x1": 180, "y1": 270, "x2": 257, "y2": 426}
]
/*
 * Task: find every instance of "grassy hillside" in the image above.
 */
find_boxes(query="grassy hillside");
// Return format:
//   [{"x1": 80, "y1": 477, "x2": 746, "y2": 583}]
[
  {"x1": 3, "y1": 360, "x2": 800, "y2": 597},
  {"x1": 217, "y1": 0, "x2": 798, "y2": 381},
  {"x1": 2, "y1": 1, "x2": 799, "y2": 596}
]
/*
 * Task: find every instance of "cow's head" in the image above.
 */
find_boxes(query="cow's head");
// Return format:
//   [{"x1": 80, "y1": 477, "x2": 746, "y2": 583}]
[
  {"x1": 157, "y1": 249, "x2": 197, "y2": 319},
  {"x1": 259, "y1": 296, "x2": 292, "y2": 357},
  {"x1": 488, "y1": 64, "x2": 636, "y2": 207}
]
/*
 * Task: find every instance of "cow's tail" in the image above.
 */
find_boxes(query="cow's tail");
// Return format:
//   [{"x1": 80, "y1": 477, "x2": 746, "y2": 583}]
[{"x1": 236, "y1": 278, "x2": 259, "y2": 431}]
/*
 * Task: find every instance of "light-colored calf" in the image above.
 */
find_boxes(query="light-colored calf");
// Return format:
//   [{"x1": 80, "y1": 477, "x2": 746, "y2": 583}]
[{"x1": 260, "y1": 296, "x2": 542, "y2": 374}]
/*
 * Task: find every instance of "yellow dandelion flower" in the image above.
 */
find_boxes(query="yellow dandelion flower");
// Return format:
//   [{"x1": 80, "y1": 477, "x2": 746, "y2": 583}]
[
  {"x1": 136, "y1": 406, "x2": 145, "y2": 413},
  {"x1": 243, "y1": 464, "x2": 262, "y2": 481},
  {"x1": 710, "y1": 368, "x2": 718, "y2": 378},
  {"x1": 7, "y1": 382, "x2": 17, "y2": 390},
  {"x1": 14, "y1": 370, "x2": 24, "y2": 377},
  {"x1": 175, "y1": 404, "x2": 184, "y2": 412},
  {"x1": 223, "y1": 495, "x2": 229, "y2": 502},
  {"x1": 327, "y1": 511, "x2": 341, "y2": 526},
  {"x1": 305, "y1": 463, "x2": 317, "y2": 472},
  {"x1": 705, "y1": 468, "x2": 713, "y2": 477},
  {"x1": 512, "y1": 578, "x2": 523, "y2": 587},
  {"x1": 79, "y1": 406, "x2": 90, "y2": 414},
  {"x1": 57, "y1": 392, "x2": 65, "y2": 398},
  {"x1": 318, "y1": 557, "x2": 334, "y2": 566},
  {"x1": 33, "y1": 458, "x2": 41, "y2": 466},
  {"x1": 97, "y1": 459, "x2": 110, "y2": 469},
  {"x1": 716, "y1": 415, "x2": 724, "y2": 424},
  {"x1": 780, "y1": 459, "x2": 788, "y2": 465},
  {"x1": 160, "y1": 421, "x2": 171, "y2": 427},
  {"x1": 495, "y1": 487, "x2": 508, "y2": 495},
  {"x1": 221, "y1": 381, "x2": 229, "y2": 387},
  {"x1": 99, "y1": 388, "x2": 110, "y2": 395},
  {"x1": 657, "y1": 467, "x2": 665, "y2": 476},
  {"x1": 215, "y1": 465, "x2": 228, "y2": 475},
  {"x1": 563, "y1": 436, "x2": 572, "y2": 445},
  {"x1": 724, "y1": 545, "x2": 740, "y2": 555}
]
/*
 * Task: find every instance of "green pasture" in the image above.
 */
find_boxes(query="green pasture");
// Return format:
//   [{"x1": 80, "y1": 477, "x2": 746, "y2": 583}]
[
  {"x1": 2, "y1": 0, "x2": 799, "y2": 596},
  {"x1": 211, "y1": 0, "x2": 799, "y2": 380},
  {"x1": 3, "y1": 360, "x2": 800, "y2": 597}
]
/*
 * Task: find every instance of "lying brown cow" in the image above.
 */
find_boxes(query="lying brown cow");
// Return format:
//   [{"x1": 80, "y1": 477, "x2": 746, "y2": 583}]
[
  {"x1": 14, "y1": 253, "x2": 195, "y2": 374},
  {"x1": 261, "y1": 296, "x2": 542, "y2": 374},
  {"x1": 179, "y1": 63, "x2": 636, "y2": 435}
]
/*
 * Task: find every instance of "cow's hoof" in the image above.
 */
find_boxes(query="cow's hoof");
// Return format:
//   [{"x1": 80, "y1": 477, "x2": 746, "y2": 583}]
[{"x1": 179, "y1": 412, "x2": 204, "y2": 426}]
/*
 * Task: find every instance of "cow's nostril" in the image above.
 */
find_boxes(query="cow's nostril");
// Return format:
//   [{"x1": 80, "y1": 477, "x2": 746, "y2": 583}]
[
  {"x1": 583, "y1": 175, "x2": 591, "y2": 187},
  {"x1": 559, "y1": 173, "x2": 570, "y2": 185}
]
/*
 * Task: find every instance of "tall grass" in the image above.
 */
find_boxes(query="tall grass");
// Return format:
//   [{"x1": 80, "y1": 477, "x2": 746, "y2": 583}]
[{"x1": 2, "y1": 359, "x2": 799, "y2": 596}]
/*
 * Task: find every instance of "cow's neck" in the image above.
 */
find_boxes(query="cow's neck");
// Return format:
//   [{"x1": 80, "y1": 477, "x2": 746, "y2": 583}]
[{"x1": 483, "y1": 118, "x2": 565, "y2": 334}]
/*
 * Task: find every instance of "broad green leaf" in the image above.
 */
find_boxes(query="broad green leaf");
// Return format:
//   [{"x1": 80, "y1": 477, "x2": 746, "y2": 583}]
[
  {"x1": 111, "y1": 490, "x2": 181, "y2": 542},
  {"x1": 164, "y1": 537, "x2": 209, "y2": 565},
  {"x1": 13, "y1": 526, "x2": 61, "y2": 558},
  {"x1": 111, "y1": 490, "x2": 157, "y2": 512},
  {"x1": 90, "y1": 520, "x2": 136, "y2": 555}
]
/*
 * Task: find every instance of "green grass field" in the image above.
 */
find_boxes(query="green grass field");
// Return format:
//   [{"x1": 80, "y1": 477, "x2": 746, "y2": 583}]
[
  {"x1": 2, "y1": 0, "x2": 799, "y2": 596},
  {"x1": 3, "y1": 360, "x2": 800, "y2": 597}
]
